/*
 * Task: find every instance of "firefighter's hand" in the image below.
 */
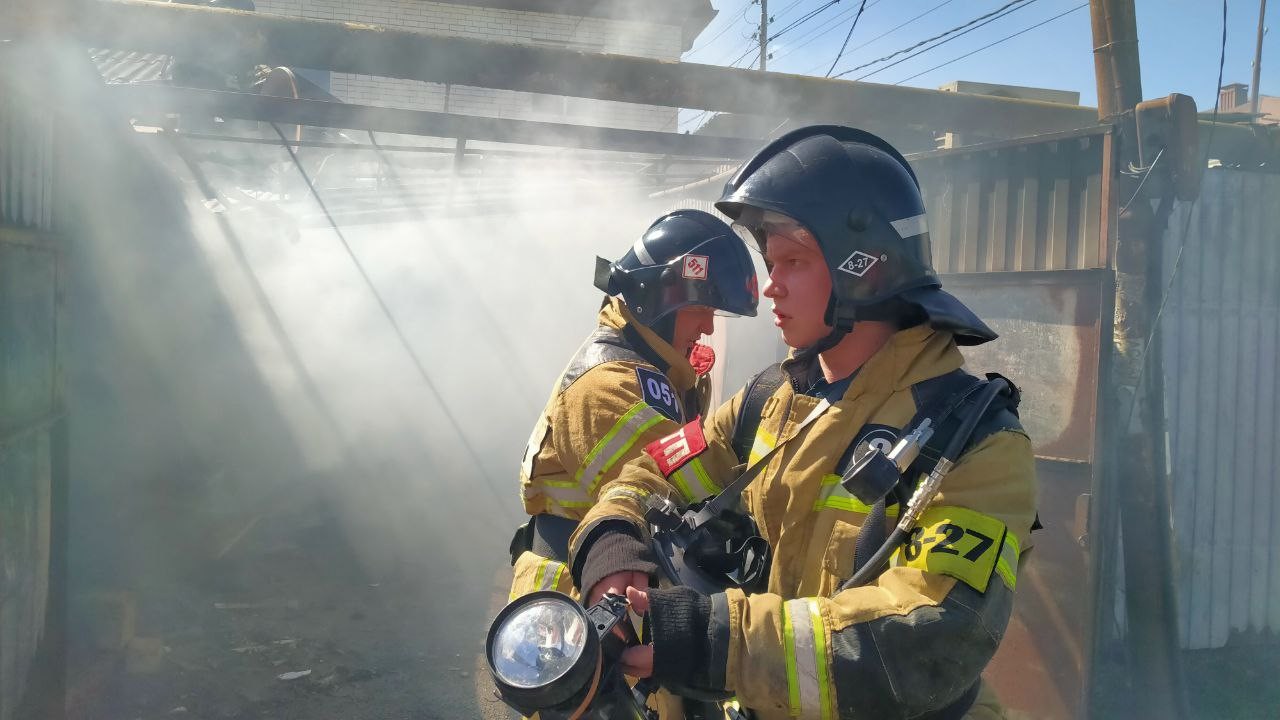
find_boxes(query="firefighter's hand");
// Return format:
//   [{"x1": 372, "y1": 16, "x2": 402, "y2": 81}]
[
  {"x1": 619, "y1": 586, "x2": 654, "y2": 677},
  {"x1": 586, "y1": 571, "x2": 650, "y2": 607}
]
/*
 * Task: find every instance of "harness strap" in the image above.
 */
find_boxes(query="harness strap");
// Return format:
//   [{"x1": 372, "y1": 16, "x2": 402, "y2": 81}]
[{"x1": 731, "y1": 363, "x2": 785, "y2": 464}]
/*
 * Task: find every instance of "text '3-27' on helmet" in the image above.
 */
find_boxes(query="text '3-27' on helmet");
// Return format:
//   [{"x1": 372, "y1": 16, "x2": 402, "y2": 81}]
[
  {"x1": 594, "y1": 209, "x2": 759, "y2": 328},
  {"x1": 715, "y1": 125, "x2": 996, "y2": 346}
]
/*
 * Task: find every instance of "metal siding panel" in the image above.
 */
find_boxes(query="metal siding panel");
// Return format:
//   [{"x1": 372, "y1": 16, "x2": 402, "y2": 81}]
[
  {"x1": 933, "y1": 166, "x2": 954, "y2": 275},
  {"x1": 1082, "y1": 152, "x2": 1103, "y2": 268},
  {"x1": 0, "y1": 239, "x2": 58, "y2": 430},
  {"x1": 0, "y1": 431, "x2": 50, "y2": 720},
  {"x1": 1015, "y1": 147, "x2": 1038, "y2": 272},
  {"x1": 1265, "y1": 176, "x2": 1280, "y2": 635},
  {"x1": 1220, "y1": 173, "x2": 1250, "y2": 637},
  {"x1": 0, "y1": 99, "x2": 54, "y2": 230},
  {"x1": 1209, "y1": 172, "x2": 1235, "y2": 649},
  {"x1": 1190, "y1": 185, "x2": 1219, "y2": 650},
  {"x1": 987, "y1": 165, "x2": 1009, "y2": 272},
  {"x1": 1048, "y1": 144, "x2": 1071, "y2": 271},
  {"x1": 1166, "y1": 170, "x2": 1280, "y2": 648},
  {"x1": 1167, "y1": 199, "x2": 1195, "y2": 646},
  {"x1": 960, "y1": 172, "x2": 981, "y2": 273},
  {"x1": 1239, "y1": 173, "x2": 1266, "y2": 633}
]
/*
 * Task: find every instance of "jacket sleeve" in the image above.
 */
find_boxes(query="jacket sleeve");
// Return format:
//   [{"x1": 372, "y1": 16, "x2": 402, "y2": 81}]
[
  {"x1": 702, "y1": 429, "x2": 1037, "y2": 720},
  {"x1": 567, "y1": 385, "x2": 747, "y2": 583},
  {"x1": 544, "y1": 361, "x2": 699, "y2": 513}
]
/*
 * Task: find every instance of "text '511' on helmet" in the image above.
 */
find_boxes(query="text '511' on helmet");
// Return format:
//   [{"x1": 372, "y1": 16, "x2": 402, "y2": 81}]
[
  {"x1": 715, "y1": 125, "x2": 995, "y2": 345},
  {"x1": 594, "y1": 209, "x2": 759, "y2": 325}
]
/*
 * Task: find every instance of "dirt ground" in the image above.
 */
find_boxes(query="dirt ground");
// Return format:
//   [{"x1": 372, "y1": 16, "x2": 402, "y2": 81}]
[{"x1": 64, "y1": 503, "x2": 516, "y2": 720}]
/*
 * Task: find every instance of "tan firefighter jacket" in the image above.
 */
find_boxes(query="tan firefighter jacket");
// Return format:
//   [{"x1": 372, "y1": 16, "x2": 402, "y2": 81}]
[
  {"x1": 569, "y1": 325, "x2": 1038, "y2": 720},
  {"x1": 509, "y1": 297, "x2": 716, "y2": 601}
]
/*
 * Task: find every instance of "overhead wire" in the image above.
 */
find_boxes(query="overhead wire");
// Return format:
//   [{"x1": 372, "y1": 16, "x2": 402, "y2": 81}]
[
  {"x1": 686, "y1": 0, "x2": 756, "y2": 57},
  {"x1": 267, "y1": 121, "x2": 513, "y2": 513},
  {"x1": 893, "y1": 2, "x2": 1088, "y2": 85},
  {"x1": 825, "y1": 0, "x2": 869, "y2": 77},
  {"x1": 788, "y1": 0, "x2": 953, "y2": 70},
  {"x1": 831, "y1": 0, "x2": 1039, "y2": 80}
]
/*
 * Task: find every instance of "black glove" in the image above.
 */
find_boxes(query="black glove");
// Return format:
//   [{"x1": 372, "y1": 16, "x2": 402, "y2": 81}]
[
  {"x1": 572, "y1": 521, "x2": 658, "y2": 602},
  {"x1": 647, "y1": 585, "x2": 715, "y2": 691}
]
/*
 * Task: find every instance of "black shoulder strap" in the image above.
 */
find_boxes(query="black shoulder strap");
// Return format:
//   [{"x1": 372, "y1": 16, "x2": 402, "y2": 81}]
[
  {"x1": 559, "y1": 327, "x2": 649, "y2": 391},
  {"x1": 731, "y1": 362, "x2": 786, "y2": 464},
  {"x1": 906, "y1": 371, "x2": 1023, "y2": 486}
]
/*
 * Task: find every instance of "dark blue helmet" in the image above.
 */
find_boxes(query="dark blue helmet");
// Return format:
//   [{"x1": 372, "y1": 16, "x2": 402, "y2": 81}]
[
  {"x1": 594, "y1": 209, "x2": 758, "y2": 328},
  {"x1": 716, "y1": 125, "x2": 995, "y2": 345}
]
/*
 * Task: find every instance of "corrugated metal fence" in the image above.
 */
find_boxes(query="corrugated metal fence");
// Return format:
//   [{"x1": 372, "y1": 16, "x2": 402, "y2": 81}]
[
  {"x1": 0, "y1": 92, "x2": 61, "y2": 720},
  {"x1": 1163, "y1": 169, "x2": 1280, "y2": 650}
]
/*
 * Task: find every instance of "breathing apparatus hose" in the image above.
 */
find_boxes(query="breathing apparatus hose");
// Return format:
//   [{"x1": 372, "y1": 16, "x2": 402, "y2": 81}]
[{"x1": 839, "y1": 377, "x2": 1010, "y2": 591}]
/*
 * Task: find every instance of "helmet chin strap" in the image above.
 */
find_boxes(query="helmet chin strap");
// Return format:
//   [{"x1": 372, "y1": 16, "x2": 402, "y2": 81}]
[{"x1": 793, "y1": 295, "x2": 851, "y2": 362}]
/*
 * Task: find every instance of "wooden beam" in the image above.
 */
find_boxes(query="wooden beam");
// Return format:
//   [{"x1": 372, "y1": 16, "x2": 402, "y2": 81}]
[
  {"x1": 82, "y1": 0, "x2": 1101, "y2": 144},
  {"x1": 107, "y1": 84, "x2": 760, "y2": 157}
]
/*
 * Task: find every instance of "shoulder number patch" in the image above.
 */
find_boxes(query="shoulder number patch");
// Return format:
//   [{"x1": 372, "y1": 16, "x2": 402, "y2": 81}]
[
  {"x1": 644, "y1": 418, "x2": 707, "y2": 477},
  {"x1": 635, "y1": 365, "x2": 681, "y2": 422},
  {"x1": 889, "y1": 505, "x2": 1009, "y2": 593}
]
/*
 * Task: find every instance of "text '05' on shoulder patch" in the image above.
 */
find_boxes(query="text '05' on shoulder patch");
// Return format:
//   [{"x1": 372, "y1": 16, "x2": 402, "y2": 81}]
[
  {"x1": 644, "y1": 418, "x2": 707, "y2": 477},
  {"x1": 635, "y1": 365, "x2": 681, "y2": 422}
]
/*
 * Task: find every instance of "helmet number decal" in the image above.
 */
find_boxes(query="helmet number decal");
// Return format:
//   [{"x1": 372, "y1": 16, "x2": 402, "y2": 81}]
[
  {"x1": 837, "y1": 250, "x2": 880, "y2": 277},
  {"x1": 682, "y1": 255, "x2": 709, "y2": 280},
  {"x1": 636, "y1": 366, "x2": 681, "y2": 422}
]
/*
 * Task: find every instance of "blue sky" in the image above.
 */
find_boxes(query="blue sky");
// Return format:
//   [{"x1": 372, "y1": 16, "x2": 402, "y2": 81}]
[{"x1": 679, "y1": 0, "x2": 1274, "y2": 128}]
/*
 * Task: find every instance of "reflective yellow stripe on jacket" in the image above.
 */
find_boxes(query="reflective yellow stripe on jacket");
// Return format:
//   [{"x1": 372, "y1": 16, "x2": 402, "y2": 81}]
[{"x1": 782, "y1": 598, "x2": 834, "y2": 720}]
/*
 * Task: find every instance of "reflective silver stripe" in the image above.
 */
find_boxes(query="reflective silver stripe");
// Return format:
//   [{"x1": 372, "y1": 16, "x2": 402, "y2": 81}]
[
  {"x1": 632, "y1": 238, "x2": 656, "y2": 266},
  {"x1": 540, "y1": 484, "x2": 591, "y2": 504},
  {"x1": 890, "y1": 213, "x2": 929, "y2": 239},
  {"x1": 539, "y1": 561, "x2": 566, "y2": 591},
  {"x1": 578, "y1": 404, "x2": 664, "y2": 496},
  {"x1": 784, "y1": 599, "x2": 823, "y2": 719},
  {"x1": 671, "y1": 465, "x2": 700, "y2": 503}
]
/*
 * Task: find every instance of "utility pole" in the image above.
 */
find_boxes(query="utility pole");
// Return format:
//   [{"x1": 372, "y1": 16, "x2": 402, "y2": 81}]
[
  {"x1": 1089, "y1": 0, "x2": 1186, "y2": 718},
  {"x1": 1252, "y1": 0, "x2": 1268, "y2": 116},
  {"x1": 759, "y1": 0, "x2": 768, "y2": 71}
]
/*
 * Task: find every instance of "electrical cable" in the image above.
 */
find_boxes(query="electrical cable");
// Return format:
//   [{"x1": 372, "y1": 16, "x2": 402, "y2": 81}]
[
  {"x1": 268, "y1": 121, "x2": 512, "y2": 512},
  {"x1": 686, "y1": 0, "x2": 756, "y2": 56},
  {"x1": 892, "y1": 2, "x2": 1088, "y2": 85},
  {"x1": 1117, "y1": 146, "x2": 1165, "y2": 216},
  {"x1": 825, "y1": 0, "x2": 868, "y2": 77},
  {"x1": 831, "y1": 0, "x2": 1038, "y2": 80},
  {"x1": 768, "y1": 0, "x2": 841, "y2": 43},
  {"x1": 787, "y1": 0, "x2": 949, "y2": 70},
  {"x1": 1122, "y1": 0, "x2": 1228, "y2": 437}
]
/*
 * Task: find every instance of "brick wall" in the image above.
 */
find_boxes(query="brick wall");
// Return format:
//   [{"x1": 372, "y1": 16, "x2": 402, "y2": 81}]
[{"x1": 254, "y1": 0, "x2": 682, "y2": 131}]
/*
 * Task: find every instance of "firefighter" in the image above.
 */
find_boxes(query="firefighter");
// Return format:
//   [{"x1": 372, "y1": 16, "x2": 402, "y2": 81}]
[
  {"x1": 568, "y1": 126, "x2": 1038, "y2": 720},
  {"x1": 507, "y1": 209, "x2": 758, "y2": 605}
]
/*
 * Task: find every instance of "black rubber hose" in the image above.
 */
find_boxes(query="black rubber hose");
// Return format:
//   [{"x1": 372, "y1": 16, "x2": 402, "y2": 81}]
[{"x1": 838, "y1": 377, "x2": 1010, "y2": 591}]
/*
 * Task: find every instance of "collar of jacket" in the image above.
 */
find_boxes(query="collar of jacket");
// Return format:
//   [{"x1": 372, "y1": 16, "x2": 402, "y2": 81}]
[
  {"x1": 782, "y1": 325, "x2": 965, "y2": 403},
  {"x1": 598, "y1": 297, "x2": 697, "y2": 393}
]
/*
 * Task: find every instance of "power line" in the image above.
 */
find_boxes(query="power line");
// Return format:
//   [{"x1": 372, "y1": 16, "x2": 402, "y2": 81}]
[
  {"x1": 825, "y1": 0, "x2": 868, "y2": 77},
  {"x1": 893, "y1": 3, "x2": 1087, "y2": 85},
  {"x1": 686, "y1": 0, "x2": 755, "y2": 56},
  {"x1": 768, "y1": 0, "x2": 841, "y2": 43},
  {"x1": 831, "y1": 0, "x2": 1039, "y2": 80},
  {"x1": 792, "y1": 0, "x2": 955, "y2": 71},
  {"x1": 267, "y1": 122, "x2": 512, "y2": 512}
]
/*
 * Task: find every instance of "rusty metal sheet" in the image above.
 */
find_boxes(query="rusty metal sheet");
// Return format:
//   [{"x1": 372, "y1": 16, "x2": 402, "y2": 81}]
[
  {"x1": 0, "y1": 431, "x2": 53, "y2": 720},
  {"x1": 0, "y1": 230, "x2": 59, "y2": 434},
  {"x1": 944, "y1": 269, "x2": 1110, "y2": 463},
  {"x1": 986, "y1": 459, "x2": 1092, "y2": 720}
]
